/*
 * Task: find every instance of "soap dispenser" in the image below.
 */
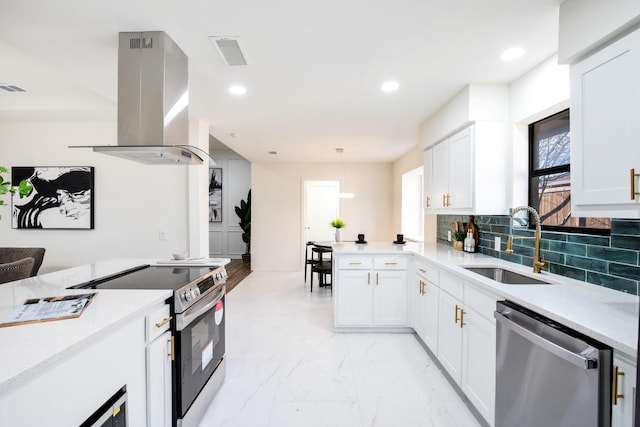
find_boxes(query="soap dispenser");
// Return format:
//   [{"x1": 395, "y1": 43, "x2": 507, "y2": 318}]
[{"x1": 468, "y1": 230, "x2": 476, "y2": 253}]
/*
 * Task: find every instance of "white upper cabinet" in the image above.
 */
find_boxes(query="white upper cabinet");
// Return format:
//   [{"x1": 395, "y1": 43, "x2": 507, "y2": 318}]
[
  {"x1": 423, "y1": 149, "x2": 433, "y2": 210},
  {"x1": 425, "y1": 122, "x2": 510, "y2": 215},
  {"x1": 570, "y1": 28, "x2": 640, "y2": 218}
]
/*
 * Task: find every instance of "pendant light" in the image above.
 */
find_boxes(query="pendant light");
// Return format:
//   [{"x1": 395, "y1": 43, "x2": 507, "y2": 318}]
[{"x1": 336, "y1": 148, "x2": 355, "y2": 199}]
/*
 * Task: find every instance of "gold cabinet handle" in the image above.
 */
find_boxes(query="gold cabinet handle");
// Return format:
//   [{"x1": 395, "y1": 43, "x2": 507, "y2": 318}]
[
  {"x1": 631, "y1": 169, "x2": 640, "y2": 200},
  {"x1": 454, "y1": 304, "x2": 460, "y2": 324},
  {"x1": 460, "y1": 309, "x2": 466, "y2": 329},
  {"x1": 426, "y1": 196, "x2": 431, "y2": 208},
  {"x1": 350, "y1": 262, "x2": 362, "y2": 265},
  {"x1": 442, "y1": 194, "x2": 447, "y2": 207},
  {"x1": 613, "y1": 365, "x2": 625, "y2": 405},
  {"x1": 422, "y1": 280, "x2": 426, "y2": 295},
  {"x1": 419, "y1": 280, "x2": 424, "y2": 295},
  {"x1": 446, "y1": 194, "x2": 451, "y2": 207},
  {"x1": 376, "y1": 272, "x2": 379, "y2": 286},
  {"x1": 367, "y1": 272, "x2": 370, "y2": 285},
  {"x1": 168, "y1": 336, "x2": 175, "y2": 361},
  {"x1": 155, "y1": 316, "x2": 173, "y2": 328},
  {"x1": 385, "y1": 262, "x2": 397, "y2": 265},
  {"x1": 419, "y1": 268, "x2": 427, "y2": 273}
]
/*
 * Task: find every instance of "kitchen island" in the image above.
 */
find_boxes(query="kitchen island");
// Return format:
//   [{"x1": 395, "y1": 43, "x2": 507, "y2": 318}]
[
  {"x1": 0, "y1": 258, "x2": 227, "y2": 427},
  {"x1": 332, "y1": 241, "x2": 639, "y2": 427}
]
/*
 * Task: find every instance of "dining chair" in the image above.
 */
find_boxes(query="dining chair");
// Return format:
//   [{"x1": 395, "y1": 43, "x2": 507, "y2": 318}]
[
  {"x1": 304, "y1": 241, "x2": 318, "y2": 283},
  {"x1": 0, "y1": 257, "x2": 35, "y2": 285},
  {"x1": 0, "y1": 247, "x2": 46, "y2": 276},
  {"x1": 310, "y1": 245, "x2": 332, "y2": 293}
]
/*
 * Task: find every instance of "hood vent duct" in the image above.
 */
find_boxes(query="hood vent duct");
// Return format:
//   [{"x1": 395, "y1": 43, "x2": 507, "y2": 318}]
[{"x1": 71, "y1": 31, "x2": 215, "y2": 166}]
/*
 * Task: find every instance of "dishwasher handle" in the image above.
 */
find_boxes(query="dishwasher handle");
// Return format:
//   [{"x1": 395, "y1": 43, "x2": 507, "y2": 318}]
[{"x1": 494, "y1": 310, "x2": 598, "y2": 370}]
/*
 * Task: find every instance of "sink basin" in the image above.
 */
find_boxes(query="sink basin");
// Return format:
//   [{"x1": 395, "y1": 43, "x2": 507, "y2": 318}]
[{"x1": 462, "y1": 267, "x2": 552, "y2": 285}]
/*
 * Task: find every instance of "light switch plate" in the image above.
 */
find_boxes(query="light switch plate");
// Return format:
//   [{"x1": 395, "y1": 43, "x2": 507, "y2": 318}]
[
  {"x1": 495, "y1": 236, "x2": 501, "y2": 250},
  {"x1": 447, "y1": 230, "x2": 451, "y2": 242}
]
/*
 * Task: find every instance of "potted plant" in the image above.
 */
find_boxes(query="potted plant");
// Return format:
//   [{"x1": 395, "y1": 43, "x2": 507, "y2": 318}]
[
  {"x1": 453, "y1": 230, "x2": 466, "y2": 251},
  {"x1": 234, "y1": 189, "x2": 251, "y2": 263},
  {"x1": 0, "y1": 166, "x2": 33, "y2": 221},
  {"x1": 330, "y1": 218, "x2": 345, "y2": 242}
]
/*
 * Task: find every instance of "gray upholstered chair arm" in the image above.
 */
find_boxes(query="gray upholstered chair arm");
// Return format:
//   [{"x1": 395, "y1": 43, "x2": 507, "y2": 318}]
[{"x1": 0, "y1": 257, "x2": 36, "y2": 285}]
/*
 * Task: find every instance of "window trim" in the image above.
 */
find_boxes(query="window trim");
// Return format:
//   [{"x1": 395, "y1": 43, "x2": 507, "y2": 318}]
[{"x1": 527, "y1": 109, "x2": 611, "y2": 236}]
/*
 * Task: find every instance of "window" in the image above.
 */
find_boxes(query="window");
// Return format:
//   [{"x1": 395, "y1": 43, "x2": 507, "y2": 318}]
[
  {"x1": 529, "y1": 109, "x2": 610, "y2": 233},
  {"x1": 401, "y1": 166, "x2": 424, "y2": 241}
]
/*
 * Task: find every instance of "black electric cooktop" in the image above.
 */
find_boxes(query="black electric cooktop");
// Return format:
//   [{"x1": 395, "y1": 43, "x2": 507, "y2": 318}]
[{"x1": 70, "y1": 265, "x2": 216, "y2": 291}]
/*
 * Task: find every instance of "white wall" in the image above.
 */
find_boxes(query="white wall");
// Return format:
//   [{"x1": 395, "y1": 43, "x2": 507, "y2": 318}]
[
  {"x1": 418, "y1": 84, "x2": 509, "y2": 150},
  {"x1": 208, "y1": 149, "x2": 251, "y2": 259},
  {"x1": 508, "y1": 54, "x2": 570, "y2": 208},
  {"x1": 251, "y1": 161, "x2": 393, "y2": 271},
  {"x1": 0, "y1": 122, "x2": 193, "y2": 273},
  {"x1": 559, "y1": 0, "x2": 640, "y2": 63}
]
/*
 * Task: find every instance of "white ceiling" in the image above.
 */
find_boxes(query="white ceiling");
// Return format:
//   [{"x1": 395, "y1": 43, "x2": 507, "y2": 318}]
[{"x1": 0, "y1": 0, "x2": 561, "y2": 163}]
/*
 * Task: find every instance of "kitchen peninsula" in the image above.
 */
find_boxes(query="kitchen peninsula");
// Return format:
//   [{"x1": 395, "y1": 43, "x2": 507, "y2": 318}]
[
  {"x1": 0, "y1": 258, "x2": 227, "y2": 427},
  {"x1": 332, "y1": 241, "x2": 639, "y2": 426}
]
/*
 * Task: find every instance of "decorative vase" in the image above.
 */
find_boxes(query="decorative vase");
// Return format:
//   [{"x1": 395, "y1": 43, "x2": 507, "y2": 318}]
[
  {"x1": 453, "y1": 240, "x2": 463, "y2": 251},
  {"x1": 335, "y1": 228, "x2": 342, "y2": 242}
]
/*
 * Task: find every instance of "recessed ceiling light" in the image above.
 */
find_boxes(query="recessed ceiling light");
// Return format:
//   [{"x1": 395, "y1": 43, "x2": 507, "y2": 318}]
[
  {"x1": 500, "y1": 48, "x2": 524, "y2": 61},
  {"x1": 268, "y1": 151, "x2": 277, "y2": 155},
  {"x1": 381, "y1": 81, "x2": 399, "y2": 92},
  {"x1": 229, "y1": 85, "x2": 247, "y2": 95}
]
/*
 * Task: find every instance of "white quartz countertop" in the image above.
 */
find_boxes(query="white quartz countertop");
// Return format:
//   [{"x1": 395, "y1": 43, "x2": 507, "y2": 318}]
[
  {"x1": 333, "y1": 242, "x2": 639, "y2": 359},
  {"x1": 0, "y1": 258, "x2": 229, "y2": 396}
]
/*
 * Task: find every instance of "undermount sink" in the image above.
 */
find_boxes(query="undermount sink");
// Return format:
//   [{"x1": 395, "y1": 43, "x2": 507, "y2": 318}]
[{"x1": 462, "y1": 267, "x2": 552, "y2": 285}]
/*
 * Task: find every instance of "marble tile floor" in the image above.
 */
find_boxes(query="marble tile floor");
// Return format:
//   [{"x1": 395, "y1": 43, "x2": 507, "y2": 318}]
[{"x1": 198, "y1": 271, "x2": 481, "y2": 427}]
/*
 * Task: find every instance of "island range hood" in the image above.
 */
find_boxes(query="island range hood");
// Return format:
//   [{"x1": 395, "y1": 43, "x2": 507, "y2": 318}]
[{"x1": 73, "y1": 31, "x2": 213, "y2": 165}]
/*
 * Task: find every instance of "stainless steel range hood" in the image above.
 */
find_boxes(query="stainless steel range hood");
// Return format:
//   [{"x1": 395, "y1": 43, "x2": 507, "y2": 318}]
[{"x1": 72, "y1": 31, "x2": 214, "y2": 166}]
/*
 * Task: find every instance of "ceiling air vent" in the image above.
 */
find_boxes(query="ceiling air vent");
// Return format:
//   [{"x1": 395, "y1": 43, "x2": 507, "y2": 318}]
[
  {"x1": 209, "y1": 36, "x2": 248, "y2": 66},
  {"x1": 0, "y1": 84, "x2": 26, "y2": 93}
]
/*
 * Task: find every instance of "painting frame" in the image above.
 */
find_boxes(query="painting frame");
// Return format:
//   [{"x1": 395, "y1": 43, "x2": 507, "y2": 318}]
[
  {"x1": 209, "y1": 167, "x2": 222, "y2": 223},
  {"x1": 11, "y1": 166, "x2": 95, "y2": 230}
]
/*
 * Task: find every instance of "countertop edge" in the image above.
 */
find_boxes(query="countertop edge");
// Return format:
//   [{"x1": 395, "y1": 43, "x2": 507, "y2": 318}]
[{"x1": 333, "y1": 242, "x2": 639, "y2": 361}]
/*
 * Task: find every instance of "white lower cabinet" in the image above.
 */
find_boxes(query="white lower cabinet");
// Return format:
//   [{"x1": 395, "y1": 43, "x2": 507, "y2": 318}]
[
  {"x1": 437, "y1": 271, "x2": 497, "y2": 426},
  {"x1": 334, "y1": 254, "x2": 409, "y2": 328},
  {"x1": 413, "y1": 260, "x2": 440, "y2": 353},
  {"x1": 612, "y1": 353, "x2": 637, "y2": 427},
  {"x1": 438, "y1": 290, "x2": 464, "y2": 382},
  {"x1": 461, "y1": 307, "x2": 495, "y2": 426},
  {"x1": 146, "y1": 303, "x2": 173, "y2": 427},
  {"x1": 373, "y1": 268, "x2": 408, "y2": 326}
]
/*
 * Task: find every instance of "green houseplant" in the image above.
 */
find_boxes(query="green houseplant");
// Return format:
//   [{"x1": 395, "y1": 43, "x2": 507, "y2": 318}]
[
  {"x1": 330, "y1": 218, "x2": 345, "y2": 242},
  {"x1": 234, "y1": 189, "x2": 251, "y2": 263},
  {"x1": 0, "y1": 166, "x2": 33, "y2": 221},
  {"x1": 453, "y1": 230, "x2": 466, "y2": 251}
]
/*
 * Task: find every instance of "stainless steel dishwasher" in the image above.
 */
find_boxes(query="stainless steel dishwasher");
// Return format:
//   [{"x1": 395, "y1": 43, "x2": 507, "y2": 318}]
[{"x1": 494, "y1": 300, "x2": 612, "y2": 427}]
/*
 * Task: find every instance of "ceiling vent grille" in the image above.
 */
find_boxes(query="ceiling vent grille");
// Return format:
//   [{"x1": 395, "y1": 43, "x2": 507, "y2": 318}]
[
  {"x1": 0, "y1": 85, "x2": 26, "y2": 93},
  {"x1": 209, "y1": 36, "x2": 248, "y2": 66}
]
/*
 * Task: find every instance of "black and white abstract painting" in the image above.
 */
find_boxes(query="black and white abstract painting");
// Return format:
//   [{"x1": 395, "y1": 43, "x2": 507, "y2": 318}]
[
  {"x1": 11, "y1": 166, "x2": 94, "y2": 229},
  {"x1": 209, "y1": 168, "x2": 222, "y2": 222}
]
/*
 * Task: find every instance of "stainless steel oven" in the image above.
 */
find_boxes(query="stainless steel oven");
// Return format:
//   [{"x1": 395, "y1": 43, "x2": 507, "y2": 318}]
[
  {"x1": 71, "y1": 264, "x2": 228, "y2": 427},
  {"x1": 174, "y1": 281, "x2": 226, "y2": 427}
]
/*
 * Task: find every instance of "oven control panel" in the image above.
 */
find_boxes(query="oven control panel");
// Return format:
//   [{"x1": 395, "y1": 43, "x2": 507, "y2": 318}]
[{"x1": 177, "y1": 266, "x2": 227, "y2": 310}]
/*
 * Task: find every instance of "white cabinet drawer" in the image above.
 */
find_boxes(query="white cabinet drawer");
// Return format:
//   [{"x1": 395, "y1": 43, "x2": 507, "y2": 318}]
[
  {"x1": 464, "y1": 285, "x2": 497, "y2": 321},
  {"x1": 147, "y1": 304, "x2": 171, "y2": 343},
  {"x1": 440, "y1": 271, "x2": 463, "y2": 300},
  {"x1": 415, "y1": 261, "x2": 439, "y2": 284},
  {"x1": 373, "y1": 256, "x2": 408, "y2": 270},
  {"x1": 337, "y1": 256, "x2": 373, "y2": 270}
]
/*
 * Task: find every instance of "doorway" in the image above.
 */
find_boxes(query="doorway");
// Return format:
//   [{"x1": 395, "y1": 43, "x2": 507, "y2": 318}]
[{"x1": 303, "y1": 180, "x2": 339, "y2": 245}]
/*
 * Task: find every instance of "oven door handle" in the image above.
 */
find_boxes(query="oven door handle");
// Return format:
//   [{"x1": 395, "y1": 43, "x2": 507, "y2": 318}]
[{"x1": 176, "y1": 285, "x2": 225, "y2": 331}]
